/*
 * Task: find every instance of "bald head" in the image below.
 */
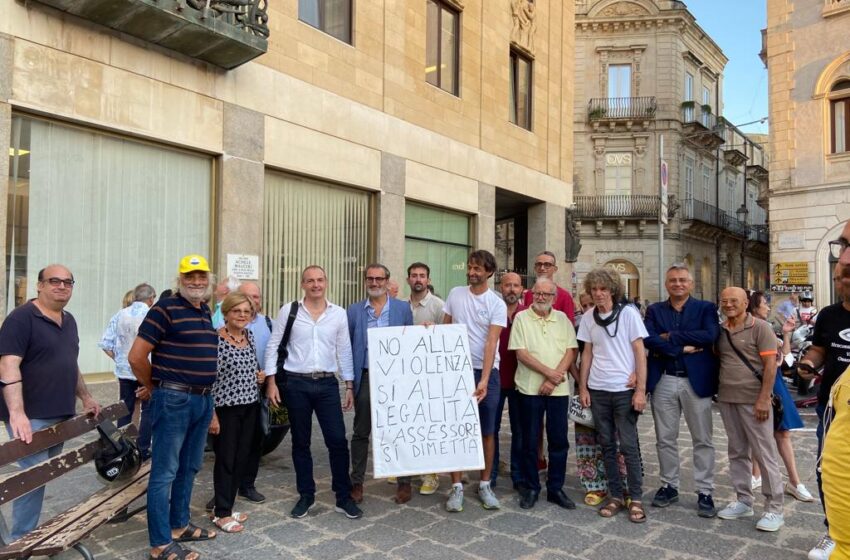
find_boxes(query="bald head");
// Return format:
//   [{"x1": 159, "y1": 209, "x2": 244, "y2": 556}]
[
  {"x1": 720, "y1": 287, "x2": 748, "y2": 320},
  {"x1": 239, "y1": 281, "x2": 262, "y2": 313},
  {"x1": 36, "y1": 264, "x2": 75, "y2": 310},
  {"x1": 500, "y1": 272, "x2": 523, "y2": 305}
]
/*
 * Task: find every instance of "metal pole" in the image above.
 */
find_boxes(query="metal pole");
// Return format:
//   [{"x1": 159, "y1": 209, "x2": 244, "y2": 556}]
[{"x1": 659, "y1": 134, "x2": 665, "y2": 302}]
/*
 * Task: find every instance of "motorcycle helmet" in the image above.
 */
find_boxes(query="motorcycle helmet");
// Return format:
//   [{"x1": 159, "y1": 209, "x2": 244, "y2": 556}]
[
  {"x1": 94, "y1": 419, "x2": 141, "y2": 484},
  {"x1": 800, "y1": 290, "x2": 814, "y2": 302}
]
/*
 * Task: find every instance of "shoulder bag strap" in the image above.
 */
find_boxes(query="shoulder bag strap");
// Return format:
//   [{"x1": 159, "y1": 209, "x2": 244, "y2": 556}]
[
  {"x1": 723, "y1": 328, "x2": 763, "y2": 382},
  {"x1": 275, "y1": 301, "x2": 300, "y2": 373}
]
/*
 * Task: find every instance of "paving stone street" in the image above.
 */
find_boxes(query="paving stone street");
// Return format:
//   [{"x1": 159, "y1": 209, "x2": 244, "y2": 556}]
[{"x1": 19, "y1": 380, "x2": 825, "y2": 560}]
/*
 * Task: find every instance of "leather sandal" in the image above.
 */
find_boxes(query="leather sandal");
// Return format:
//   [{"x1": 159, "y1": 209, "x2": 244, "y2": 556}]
[
  {"x1": 174, "y1": 522, "x2": 216, "y2": 542},
  {"x1": 211, "y1": 516, "x2": 244, "y2": 533},
  {"x1": 628, "y1": 500, "x2": 647, "y2": 523},
  {"x1": 149, "y1": 541, "x2": 200, "y2": 560},
  {"x1": 598, "y1": 498, "x2": 625, "y2": 518}
]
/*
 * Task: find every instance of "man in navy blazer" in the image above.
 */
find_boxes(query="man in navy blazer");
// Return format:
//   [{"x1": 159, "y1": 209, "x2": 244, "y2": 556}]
[
  {"x1": 644, "y1": 263, "x2": 720, "y2": 518},
  {"x1": 347, "y1": 263, "x2": 414, "y2": 505}
]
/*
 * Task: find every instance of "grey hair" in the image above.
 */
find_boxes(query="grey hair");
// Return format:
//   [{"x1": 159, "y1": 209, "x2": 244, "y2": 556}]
[
  {"x1": 225, "y1": 275, "x2": 241, "y2": 291},
  {"x1": 365, "y1": 263, "x2": 391, "y2": 280},
  {"x1": 173, "y1": 274, "x2": 213, "y2": 302},
  {"x1": 133, "y1": 283, "x2": 156, "y2": 302},
  {"x1": 666, "y1": 262, "x2": 693, "y2": 280},
  {"x1": 583, "y1": 267, "x2": 625, "y2": 303}
]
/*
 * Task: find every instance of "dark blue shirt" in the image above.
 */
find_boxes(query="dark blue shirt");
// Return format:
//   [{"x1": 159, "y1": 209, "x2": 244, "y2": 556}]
[
  {"x1": 137, "y1": 294, "x2": 218, "y2": 386},
  {"x1": 0, "y1": 301, "x2": 79, "y2": 420}
]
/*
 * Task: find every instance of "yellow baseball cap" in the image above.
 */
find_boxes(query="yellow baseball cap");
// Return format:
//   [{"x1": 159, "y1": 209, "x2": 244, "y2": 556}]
[{"x1": 178, "y1": 254, "x2": 211, "y2": 274}]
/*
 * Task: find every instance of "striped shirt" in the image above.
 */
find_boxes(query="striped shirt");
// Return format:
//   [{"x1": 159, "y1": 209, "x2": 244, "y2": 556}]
[{"x1": 137, "y1": 295, "x2": 218, "y2": 386}]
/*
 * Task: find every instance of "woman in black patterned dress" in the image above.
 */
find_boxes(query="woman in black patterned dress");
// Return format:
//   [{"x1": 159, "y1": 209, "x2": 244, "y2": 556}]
[{"x1": 208, "y1": 292, "x2": 266, "y2": 533}]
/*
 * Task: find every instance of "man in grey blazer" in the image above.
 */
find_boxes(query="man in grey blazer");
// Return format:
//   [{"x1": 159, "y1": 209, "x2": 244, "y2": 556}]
[{"x1": 347, "y1": 263, "x2": 414, "y2": 504}]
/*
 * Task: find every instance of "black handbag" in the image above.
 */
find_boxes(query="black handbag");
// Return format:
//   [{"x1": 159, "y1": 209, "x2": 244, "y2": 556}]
[{"x1": 723, "y1": 329, "x2": 783, "y2": 430}]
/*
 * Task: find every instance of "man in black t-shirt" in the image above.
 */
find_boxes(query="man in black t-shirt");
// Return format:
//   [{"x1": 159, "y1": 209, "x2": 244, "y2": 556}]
[{"x1": 799, "y1": 220, "x2": 850, "y2": 560}]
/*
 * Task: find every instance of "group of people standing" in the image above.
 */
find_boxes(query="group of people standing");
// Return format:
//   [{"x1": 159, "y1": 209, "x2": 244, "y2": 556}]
[{"x1": 2, "y1": 217, "x2": 850, "y2": 560}]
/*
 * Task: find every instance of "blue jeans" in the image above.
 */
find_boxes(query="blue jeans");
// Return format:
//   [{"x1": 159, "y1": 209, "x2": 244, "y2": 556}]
[
  {"x1": 118, "y1": 378, "x2": 151, "y2": 459},
  {"x1": 3, "y1": 416, "x2": 69, "y2": 541},
  {"x1": 147, "y1": 388, "x2": 214, "y2": 547},
  {"x1": 590, "y1": 389, "x2": 643, "y2": 500},
  {"x1": 492, "y1": 388, "x2": 524, "y2": 487},
  {"x1": 283, "y1": 376, "x2": 352, "y2": 502},
  {"x1": 816, "y1": 402, "x2": 828, "y2": 529},
  {"x1": 518, "y1": 393, "x2": 569, "y2": 493}
]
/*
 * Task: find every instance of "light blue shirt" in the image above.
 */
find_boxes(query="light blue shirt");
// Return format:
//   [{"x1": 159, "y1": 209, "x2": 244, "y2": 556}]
[
  {"x1": 98, "y1": 301, "x2": 150, "y2": 380},
  {"x1": 213, "y1": 311, "x2": 272, "y2": 369},
  {"x1": 364, "y1": 297, "x2": 389, "y2": 364}
]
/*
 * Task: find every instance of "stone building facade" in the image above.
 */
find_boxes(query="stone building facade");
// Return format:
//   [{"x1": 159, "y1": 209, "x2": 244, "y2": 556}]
[
  {"x1": 1, "y1": 0, "x2": 575, "y2": 376},
  {"x1": 764, "y1": 0, "x2": 850, "y2": 305},
  {"x1": 572, "y1": 0, "x2": 769, "y2": 303}
]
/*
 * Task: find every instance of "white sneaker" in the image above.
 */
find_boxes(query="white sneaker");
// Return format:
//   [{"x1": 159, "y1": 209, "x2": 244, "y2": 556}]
[
  {"x1": 751, "y1": 476, "x2": 762, "y2": 490},
  {"x1": 785, "y1": 482, "x2": 815, "y2": 502},
  {"x1": 756, "y1": 512, "x2": 785, "y2": 532},
  {"x1": 717, "y1": 501, "x2": 754, "y2": 520},
  {"x1": 477, "y1": 483, "x2": 501, "y2": 510},
  {"x1": 808, "y1": 533, "x2": 835, "y2": 560}
]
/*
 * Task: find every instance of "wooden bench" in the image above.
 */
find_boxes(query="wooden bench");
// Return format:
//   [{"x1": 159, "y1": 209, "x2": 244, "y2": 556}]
[{"x1": 0, "y1": 403, "x2": 150, "y2": 559}]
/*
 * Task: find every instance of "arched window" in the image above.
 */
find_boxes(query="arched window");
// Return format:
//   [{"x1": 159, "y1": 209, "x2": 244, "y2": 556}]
[{"x1": 831, "y1": 80, "x2": 850, "y2": 154}]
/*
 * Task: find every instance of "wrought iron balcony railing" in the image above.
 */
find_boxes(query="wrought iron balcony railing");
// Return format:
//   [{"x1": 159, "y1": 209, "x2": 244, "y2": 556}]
[
  {"x1": 680, "y1": 198, "x2": 750, "y2": 237},
  {"x1": 749, "y1": 225, "x2": 769, "y2": 244},
  {"x1": 573, "y1": 195, "x2": 661, "y2": 219},
  {"x1": 588, "y1": 97, "x2": 657, "y2": 121}
]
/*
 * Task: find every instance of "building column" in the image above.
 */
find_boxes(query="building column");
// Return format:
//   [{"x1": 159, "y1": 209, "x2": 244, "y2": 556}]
[
  {"x1": 0, "y1": 33, "x2": 14, "y2": 319},
  {"x1": 477, "y1": 182, "x2": 496, "y2": 254},
  {"x1": 377, "y1": 153, "x2": 406, "y2": 278},
  {"x1": 528, "y1": 201, "x2": 568, "y2": 289},
  {"x1": 217, "y1": 103, "x2": 265, "y2": 278}
]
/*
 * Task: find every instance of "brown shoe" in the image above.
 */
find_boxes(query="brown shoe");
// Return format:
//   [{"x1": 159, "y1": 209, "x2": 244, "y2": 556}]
[
  {"x1": 351, "y1": 483, "x2": 364, "y2": 504},
  {"x1": 395, "y1": 482, "x2": 412, "y2": 504}
]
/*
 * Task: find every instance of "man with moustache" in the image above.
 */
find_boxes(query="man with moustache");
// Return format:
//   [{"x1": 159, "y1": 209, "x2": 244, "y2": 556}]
[
  {"x1": 129, "y1": 255, "x2": 218, "y2": 560},
  {"x1": 264, "y1": 265, "x2": 361, "y2": 520},
  {"x1": 0, "y1": 264, "x2": 101, "y2": 541},
  {"x1": 443, "y1": 250, "x2": 507, "y2": 512},
  {"x1": 406, "y1": 262, "x2": 445, "y2": 495},
  {"x1": 492, "y1": 272, "x2": 526, "y2": 490},
  {"x1": 348, "y1": 264, "x2": 414, "y2": 504},
  {"x1": 509, "y1": 278, "x2": 578, "y2": 509},
  {"x1": 644, "y1": 263, "x2": 719, "y2": 517},
  {"x1": 802, "y1": 220, "x2": 850, "y2": 560}
]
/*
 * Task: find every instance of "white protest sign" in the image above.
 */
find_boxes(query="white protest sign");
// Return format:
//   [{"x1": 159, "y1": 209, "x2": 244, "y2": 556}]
[{"x1": 367, "y1": 324, "x2": 485, "y2": 478}]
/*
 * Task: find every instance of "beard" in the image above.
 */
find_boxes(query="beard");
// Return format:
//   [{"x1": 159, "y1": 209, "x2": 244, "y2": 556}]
[
  {"x1": 503, "y1": 293, "x2": 519, "y2": 304},
  {"x1": 367, "y1": 287, "x2": 386, "y2": 299},
  {"x1": 532, "y1": 301, "x2": 553, "y2": 314},
  {"x1": 182, "y1": 286, "x2": 208, "y2": 303}
]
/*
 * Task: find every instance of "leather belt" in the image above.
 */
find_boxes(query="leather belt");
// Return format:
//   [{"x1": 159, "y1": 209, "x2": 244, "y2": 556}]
[
  {"x1": 156, "y1": 380, "x2": 213, "y2": 395},
  {"x1": 286, "y1": 371, "x2": 337, "y2": 380},
  {"x1": 665, "y1": 370, "x2": 689, "y2": 378}
]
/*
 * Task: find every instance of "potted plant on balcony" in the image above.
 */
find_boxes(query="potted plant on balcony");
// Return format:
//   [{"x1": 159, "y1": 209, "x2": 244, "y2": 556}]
[
  {"x1": 681, "y1": 100, "x2": 696, "y2": 110},
  {"x1": 589, "y1": 107, "x2": 607, "y2": 119},
  {"x1": 701, "y1": 104, "x2": 712, "y2": 115}
]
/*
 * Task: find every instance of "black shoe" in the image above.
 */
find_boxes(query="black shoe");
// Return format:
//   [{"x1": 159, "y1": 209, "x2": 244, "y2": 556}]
[
  {"x1": 546, "y1": 489, "x2": 576, "y2": 510},
  {"x1": 513, "y1": 481, "x2": 528, "y2": 493},
  {"x1": 291, "y1": 494, "x2": 315, "y2": 518},
  {"x1": 239, "y1": 487, "x2": 266, "y2": 503},
  {"x1": 205, "y1": 497, "x2": 215, "y2": 512},
  {"x1": 651, "y1": 485, "x2": 679, "y2": 508},
  {"x1": 519, "y1": 489, "x2": 539, "y2": 509},
  {"x1": 335, "y1": 498, "x2": 363, "y2": 519},
  {"x1": 697, "y1": 492, "x2": 717, "y2": 518}
]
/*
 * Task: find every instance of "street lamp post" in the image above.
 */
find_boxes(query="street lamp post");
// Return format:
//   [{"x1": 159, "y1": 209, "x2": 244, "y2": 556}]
[{"x1": 737, "y1": 203, "x2": 749, "y2": 288}]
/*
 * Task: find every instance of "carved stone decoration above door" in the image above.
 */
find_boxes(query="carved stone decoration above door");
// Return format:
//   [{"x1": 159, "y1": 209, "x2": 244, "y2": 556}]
[{"x1": 510, "y1": 0, "x2": 537, "y2": 55}]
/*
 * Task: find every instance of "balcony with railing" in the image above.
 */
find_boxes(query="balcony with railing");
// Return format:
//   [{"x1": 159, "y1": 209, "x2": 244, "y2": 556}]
[
  {"x1": 29, "y1": 0, "x2": 269, "y2": 69},
  {"x1": 680, "y1": 198, "x2": 748, "y2": 237},
  {"x1": 573, "y1": 195, "x2": 661, "y2": 219},
  {"x1": 749, "y1": 225, "x2": 769, "y2": 244},
  {"x1": 587, "y1": 97, "x2": 656, "y2": 130},
  {"x1": 681, "y1": 103, "x2": 726, "y2": 149}
]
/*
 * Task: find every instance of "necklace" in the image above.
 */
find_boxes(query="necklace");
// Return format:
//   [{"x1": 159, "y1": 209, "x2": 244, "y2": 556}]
[{"x1": 223, "y1": 328, "x2": 246, "y2": 345}]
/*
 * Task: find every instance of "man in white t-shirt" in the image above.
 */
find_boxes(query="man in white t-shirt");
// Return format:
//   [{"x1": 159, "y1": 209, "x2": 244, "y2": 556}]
[
  {"x1": 578, "y1": 267, "x2": 648, "y2": 523},
  {"x1": 442, "y1": 250, "x2": 507, "y2": 512}
]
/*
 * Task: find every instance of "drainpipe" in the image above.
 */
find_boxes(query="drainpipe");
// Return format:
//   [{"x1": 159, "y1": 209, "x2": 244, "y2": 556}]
[{"x1": 715, "y1": 145, "x2": 721, "y2": 303}]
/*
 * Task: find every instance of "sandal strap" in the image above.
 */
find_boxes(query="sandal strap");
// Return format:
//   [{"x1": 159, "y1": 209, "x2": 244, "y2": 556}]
[{"x1": 155, "y1": 541, "x2": 193, "y2": 560}]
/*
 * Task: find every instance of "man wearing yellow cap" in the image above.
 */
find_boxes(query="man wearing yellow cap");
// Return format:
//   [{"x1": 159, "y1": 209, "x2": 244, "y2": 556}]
[{"x1": 130, "y1": 255, "x2": 218, "y2": 560}]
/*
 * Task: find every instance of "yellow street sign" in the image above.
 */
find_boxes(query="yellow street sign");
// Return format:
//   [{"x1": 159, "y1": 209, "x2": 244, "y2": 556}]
[{"x1": 772, "y1": 261, "x2": 809, "y2": 284}]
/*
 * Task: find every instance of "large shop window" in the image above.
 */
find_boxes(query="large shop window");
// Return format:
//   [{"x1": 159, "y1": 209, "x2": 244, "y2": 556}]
[
  {"x1": 6, "y1": 115, "x2": 212, "y2": 375},
  {"x1": 404, "y1": 203, "x2": 470, "y2": 299},
  {"x1": 263, "y1": 172, "x2": 372, "y2": 312}
]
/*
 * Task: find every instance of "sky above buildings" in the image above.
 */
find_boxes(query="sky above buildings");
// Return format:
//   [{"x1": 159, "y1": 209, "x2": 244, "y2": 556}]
[{"x1": 687, "y1": 1, "x2": 769, "y2": 133}]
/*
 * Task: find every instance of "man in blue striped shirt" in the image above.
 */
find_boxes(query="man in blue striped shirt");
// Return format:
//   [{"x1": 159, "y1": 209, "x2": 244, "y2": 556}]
[{"x1": 130, "y1": 255, "x2": 218, "y2": 560}]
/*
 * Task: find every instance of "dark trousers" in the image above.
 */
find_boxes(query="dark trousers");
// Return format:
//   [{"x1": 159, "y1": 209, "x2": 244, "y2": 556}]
[
  {"x1": 816, "y1": 402, "x2": 828, "y2": 529},
  {"x1": 118, "y1": 378, "x2": 152, "y2": 458},
  {"x1": 212, "y1": 402, "x2": 261, "y2": 518},
  {"x1": 589, "y1": 389, "x2": 643, "y2": 500},
  {"x1": 282, "y1": 375, "x2": 352, "y2": 502},
  {"x1": 518, "y1": 393, "x2": 569, "y2": 493},
  {"x1": 493, "y1": 388, "x2": 524, "y2": 486}
]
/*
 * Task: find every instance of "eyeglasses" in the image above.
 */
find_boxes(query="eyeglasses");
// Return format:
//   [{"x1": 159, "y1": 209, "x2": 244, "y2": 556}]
[
  {"x1": 534, "y1": 262, "x2": 556, "y2": 269},
  {"x1": 829, "y1": 239, "x2": 850, "y2": 259},
  {"x1": 533, "y1": 291, "x2": 556, "y2": 298},
  {"x1": 45, "y1": 277, "x2": 75, "y2": 288},
  {"x1": 230, "y1": 309, "x2": 252, "y2": 316},
  {"x1": 365, "y1": 276, "x2": 387, "y2": 283}
]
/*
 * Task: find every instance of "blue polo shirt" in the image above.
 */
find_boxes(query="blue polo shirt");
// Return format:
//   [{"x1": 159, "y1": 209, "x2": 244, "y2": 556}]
[{"x1": 137, "y1": 294, "x2": 218, "y2": 386}]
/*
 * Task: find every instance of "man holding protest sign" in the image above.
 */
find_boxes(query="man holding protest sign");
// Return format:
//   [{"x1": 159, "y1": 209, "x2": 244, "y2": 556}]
[
  {"x1": 509, "y1": 278, "x2": 579, "y2": 509},
  {"x1": 348, "y1": 264, "x2": 414, "y2": 504},
  {"x1": 442, "y1": 250, "x2": 507, "y2": 512}
]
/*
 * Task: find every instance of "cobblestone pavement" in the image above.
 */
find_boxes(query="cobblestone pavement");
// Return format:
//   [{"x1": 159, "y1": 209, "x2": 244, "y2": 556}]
[{"x1": 11, "y1": 380, "x2": 826, "y2": 560}]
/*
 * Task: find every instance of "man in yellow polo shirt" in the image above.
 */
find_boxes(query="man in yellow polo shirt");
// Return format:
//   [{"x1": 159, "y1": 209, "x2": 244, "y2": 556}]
[
  {"x1": 822, "y1": 365, "x2": 850, "y2": 559},
  {"x1": 509, "y1": 278, "x2": 578, "y2": 510}
]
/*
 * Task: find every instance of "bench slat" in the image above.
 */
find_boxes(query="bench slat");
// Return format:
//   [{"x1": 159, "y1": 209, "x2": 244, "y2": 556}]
[
  {"x1": 0, "y1": 403, "x2": 129, "y2": 469},
  {"x1": 0, "y1": 462, "x2": 150, "y2": 559},
  {"x1": 0, "y1": 424, "x2": 138, "y2": 506}
]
